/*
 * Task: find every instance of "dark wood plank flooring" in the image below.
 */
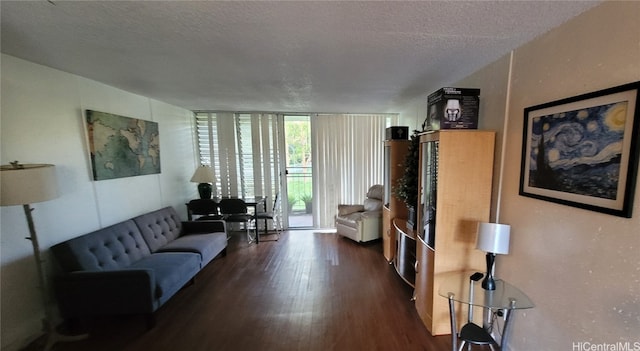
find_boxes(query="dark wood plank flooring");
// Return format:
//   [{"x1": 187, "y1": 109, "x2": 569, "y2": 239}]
[{"x1": 48, "y1": 230, "x2": 454, "y2": 351}]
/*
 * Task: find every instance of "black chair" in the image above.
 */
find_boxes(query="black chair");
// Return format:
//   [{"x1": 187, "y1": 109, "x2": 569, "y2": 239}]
[
  {"x1": 186, "y1": 199, "x2": 223, "y2": 221},
  {"x1": 218, "y1": 198, "x2": 254, "y2": 243},
  {"x1": 254, "y1": 193, "x2": 282, "y2": 241}
]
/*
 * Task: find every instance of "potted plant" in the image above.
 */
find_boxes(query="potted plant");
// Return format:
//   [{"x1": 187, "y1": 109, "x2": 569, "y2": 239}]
[
  {"x1": 301, "y1": 194, "x2": 313, "y2": 214},
  {"x1": 288, "y1": 194, "x2": 297, "y2": 212},
  {"x1": 394, "y1": 131, "x2": 420, "y2": 229}
]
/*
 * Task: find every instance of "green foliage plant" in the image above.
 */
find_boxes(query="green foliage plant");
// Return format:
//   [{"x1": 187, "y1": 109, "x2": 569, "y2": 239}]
[
  {"x1": 394, "y1": 131, "x2": 420, "y2": 209},
  {"x1": 287, "y1": 193, "x2": 298, "y2": 211},
  {"x1": 300, "y1": 193, "x2": 312, "y2": 204}
]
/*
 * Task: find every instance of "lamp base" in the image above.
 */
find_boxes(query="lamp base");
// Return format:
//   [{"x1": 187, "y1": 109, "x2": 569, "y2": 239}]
[
  {"x1": 197, "y1": 183, "x2": 212, "y2": 199},
  {"x1": 481, "y1": 252, "x2": 496, "y2": 290},
  {"x1": 21, "y1": 204, "x2": 88, "y2": 351}
]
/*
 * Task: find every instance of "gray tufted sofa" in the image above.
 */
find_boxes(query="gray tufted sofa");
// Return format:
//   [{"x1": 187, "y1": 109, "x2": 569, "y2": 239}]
[{"x1": 51, "y1": 206, "x2": 227, "y2": 327}]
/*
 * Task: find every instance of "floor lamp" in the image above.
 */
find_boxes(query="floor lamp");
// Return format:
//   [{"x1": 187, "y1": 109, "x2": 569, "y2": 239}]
[{"x1": 0, "y1": 162, "x2": 85, "y2": 350}]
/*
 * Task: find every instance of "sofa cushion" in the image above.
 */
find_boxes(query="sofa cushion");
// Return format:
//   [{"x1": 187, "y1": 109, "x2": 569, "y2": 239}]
[
  {"x1": 336, "y1": 212, "x2": 364, "y2": 227},
  {"x1": 157, "y1": 232, "x2": 227, "y2": 267},
  {"x1": 134, "y1": 207, "x2": 183, "y2": 252},
  {"x1": 51, "y1": 220, "x2": 151, "y2": 272},
  {"x1": 129, "y1": 252, "x2": 200, "y2": 301}
]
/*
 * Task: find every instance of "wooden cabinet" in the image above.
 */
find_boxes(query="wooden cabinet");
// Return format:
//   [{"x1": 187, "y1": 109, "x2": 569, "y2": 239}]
[
  {"x1": 415, "y1": 236, "x2": 435, "y2": 325},
  {"x1": 413, "y1": 130, "x2": 495, "y2": 336},
  {"x1": 393, "y1": 219, "x2": 416, "y2": 287},
  {"x1": 382, "y1": 140, "x2": 409, "y2": 262},
  {"x1": 382, "y1": 207, "x2": 392, "y2": 261}
]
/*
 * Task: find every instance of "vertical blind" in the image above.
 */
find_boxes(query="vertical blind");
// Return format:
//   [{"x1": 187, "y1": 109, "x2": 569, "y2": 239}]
[
  {"x1": 194, "y1": 112, "x2": 281, "y2": 205},
  {"x1": 311, "y1": 114, "x2": 394, "y2": 227},
  {"x1": 195, "y1": 111, "x2": 396, "y2": 228}
]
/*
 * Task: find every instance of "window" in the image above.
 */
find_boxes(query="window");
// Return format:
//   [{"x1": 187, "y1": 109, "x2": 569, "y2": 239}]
[
  {"x1": 195, "y1": 111, "x2": 397, "y2": 228},
  {"x1": 194, "y1": 112, "x2": 281, "y2": 200}
]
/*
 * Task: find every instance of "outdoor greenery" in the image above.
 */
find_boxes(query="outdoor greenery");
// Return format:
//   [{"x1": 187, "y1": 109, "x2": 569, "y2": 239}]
[
  {"x1": 285, "y1": 118, "x2": 312, "y2": 212},
  {"x1": 287, "y1": 177, "x2": 312, "y2": 212},
  {"x1": 287, "y1": 193, "x2": 298, "y2": 211},
  {"x1": 286, "y1": 121, "x2": 312, "y2": 167},
  {"x1": 287, "y1": 173, "x2": 313, "y2": 210}
]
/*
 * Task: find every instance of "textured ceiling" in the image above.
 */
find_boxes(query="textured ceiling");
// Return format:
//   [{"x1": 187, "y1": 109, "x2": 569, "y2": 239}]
[{"x1": 1, "y1": 1, "x2": 600, "y2": 113}]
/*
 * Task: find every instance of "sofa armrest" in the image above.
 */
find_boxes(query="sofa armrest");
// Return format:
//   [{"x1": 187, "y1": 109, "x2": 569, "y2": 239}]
[
  {"x1": 337, "y1": 204, "x2": 365, "y2": 216},
  {"x1": 54, "y1": 269, "x2": 156, "y2": 317},
  {"x1": 361, "y1": 210, "x2": 382, "y2": 219},
  {"x1": 182, "y1": 220, "x2": 227, "y2": 234}
]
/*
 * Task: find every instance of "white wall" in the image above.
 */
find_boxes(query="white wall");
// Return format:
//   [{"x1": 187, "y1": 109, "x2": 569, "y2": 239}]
[
  {"x1": 398, "y1": 1, "x2": 640, "y2": 349},
  {"x1": 398, "y1": 54, "x2": 512, "y2": 221},
  {"x1": 0, "y1": 54, "x2": 199, "y2": 351}
]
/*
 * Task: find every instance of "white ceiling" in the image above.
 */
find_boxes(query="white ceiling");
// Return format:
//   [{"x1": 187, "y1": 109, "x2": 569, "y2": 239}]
[{"x1": 1, "y1": 1, "x2": 601, "y2": 114}]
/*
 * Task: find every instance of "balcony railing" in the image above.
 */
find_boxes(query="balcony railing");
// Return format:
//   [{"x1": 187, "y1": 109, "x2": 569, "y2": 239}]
[{"x1": 286, "y1": 166, "x2": 312, "y2": 214}]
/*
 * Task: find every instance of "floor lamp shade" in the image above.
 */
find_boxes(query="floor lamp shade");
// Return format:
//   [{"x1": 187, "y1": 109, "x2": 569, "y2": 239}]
[{"x1": 1, "y1": 164, "x2": 59, "y2": 205}]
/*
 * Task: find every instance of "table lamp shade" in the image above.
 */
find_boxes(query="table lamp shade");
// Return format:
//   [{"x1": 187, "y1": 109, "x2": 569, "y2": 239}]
[
  {"x1": 476, "y1": 222, "x2": 510, "y2": 255},
  {"x1": 1, "y1": 164, "x2": 59, "y2": 206},
  {"x1": 190, "y1": 165, "x2": 215, "y2": 183},
  {"x1": 190, "y1": 165, "x2": 216, "y2": 199}
]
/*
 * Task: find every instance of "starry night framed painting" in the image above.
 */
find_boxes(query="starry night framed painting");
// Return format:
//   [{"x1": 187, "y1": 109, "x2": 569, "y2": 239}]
[{"x1": 519, "y1": 81, "x2": 640, "y2": 218}]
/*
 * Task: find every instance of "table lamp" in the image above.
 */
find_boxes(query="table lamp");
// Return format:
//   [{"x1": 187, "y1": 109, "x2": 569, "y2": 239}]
[
  {"x1": 476, "y1": 222, "x2": 511, "y2": 290},
  {"x1": 190, "y1": 165, "x2": 216, "y2": 199}
]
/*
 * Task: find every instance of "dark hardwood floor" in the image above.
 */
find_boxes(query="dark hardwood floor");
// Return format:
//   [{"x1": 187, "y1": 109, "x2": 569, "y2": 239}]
[{"x1": 47, "y1": 230, "x2": 455, "y2": 351}]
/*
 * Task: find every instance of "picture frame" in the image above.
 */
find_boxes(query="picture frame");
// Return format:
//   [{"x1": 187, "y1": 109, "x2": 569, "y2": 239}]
[
  {"x1": 519, "y1": 81, "x2": 640, "y2": 218},
  {"x1": 85, "y1": 110, "x2": 161, "y2": 181}
]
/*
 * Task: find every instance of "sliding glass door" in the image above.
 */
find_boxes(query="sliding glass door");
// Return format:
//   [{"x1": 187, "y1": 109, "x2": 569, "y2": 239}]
[{"x1": 282, "y1": 115, "x2": 313, "y2": 228}]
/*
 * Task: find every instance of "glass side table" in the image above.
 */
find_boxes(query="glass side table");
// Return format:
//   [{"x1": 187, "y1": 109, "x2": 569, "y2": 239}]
[{"x1": 438, "y1": 271, "x2": 534, "y2": 351}]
